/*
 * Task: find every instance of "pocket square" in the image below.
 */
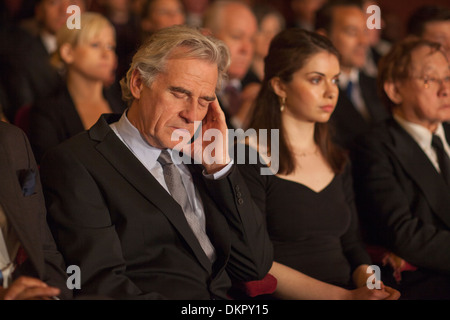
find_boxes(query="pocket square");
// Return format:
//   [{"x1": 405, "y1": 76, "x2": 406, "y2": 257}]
[{"x1": 18, "y1": 169, "x2": 36, "y2": 196}]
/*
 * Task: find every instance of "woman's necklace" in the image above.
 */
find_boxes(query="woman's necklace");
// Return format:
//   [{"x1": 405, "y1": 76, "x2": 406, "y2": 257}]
[{"x1": 292, "y1": 146, "x2": 319, "y2": 157}]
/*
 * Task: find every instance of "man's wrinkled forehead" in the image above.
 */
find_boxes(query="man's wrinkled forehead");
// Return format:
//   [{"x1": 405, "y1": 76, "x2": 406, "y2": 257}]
[{"x1": 409, "y1": 46, "x2": 449, "y2": 74}]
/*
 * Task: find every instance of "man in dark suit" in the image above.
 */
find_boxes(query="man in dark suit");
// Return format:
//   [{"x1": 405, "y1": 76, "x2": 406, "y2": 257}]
[
  {"x1": 316, "y1": 0, "x2": 389, "y2": 149},
  {"x1": 0, "y1": 121, "x2": 70, "y2": 300},
  {"x1": 40, "y1": 25, "x2": 273, "y2": 300},
  {"x1": 351, "y1": 37, "x2": 450, "y2": 299}
]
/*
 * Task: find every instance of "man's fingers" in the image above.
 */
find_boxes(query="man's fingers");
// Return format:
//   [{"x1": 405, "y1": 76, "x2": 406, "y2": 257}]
[
  {"x1": 13, "y1": 286, "x2": 60, "y2": 300},
  {"x1": 383, "y1": 286, "x2": 401, "y2": 300},
  {"x1": 206, "y1": 99, "x2": 225, "y2": 124},
  {"x1": 367, "y1": 289, "x2": 390, "y2": 300},
  {"x1": 3, "y1": 276, "x2": 51, "y2": 300}
]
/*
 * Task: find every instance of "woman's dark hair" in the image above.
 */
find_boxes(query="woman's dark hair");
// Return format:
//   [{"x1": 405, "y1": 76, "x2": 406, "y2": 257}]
[{"x1": 248, "y1": 28, "x2": 347, "y2": 175}]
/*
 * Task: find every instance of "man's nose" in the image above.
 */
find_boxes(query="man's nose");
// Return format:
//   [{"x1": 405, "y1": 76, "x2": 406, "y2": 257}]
[{"x1": 179, "y1": 101, "x2": 198, "y2": 123}]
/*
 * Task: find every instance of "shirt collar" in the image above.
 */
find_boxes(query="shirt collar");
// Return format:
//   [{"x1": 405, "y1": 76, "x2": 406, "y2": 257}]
[
  {"x1": 338, "y1": 68, "x2": 359, "y2": 89},
  {"x1": 111, "y1": 111, "x2": 162, "y2": 170},
  {"x1": 40, "y1": 31, "x2": 57, "y2": 54},
  {"x1": 393, "y1": 114, "x2": 447, "y2": 151}
]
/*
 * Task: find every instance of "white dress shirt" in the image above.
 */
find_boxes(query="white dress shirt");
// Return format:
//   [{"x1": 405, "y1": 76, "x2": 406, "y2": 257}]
[
  {"x1": 40, "y1": 31, "x2": 57, "y2": 55},
  {"x1": 394, "y1": 114, "x2": 450, "y2": 173}
]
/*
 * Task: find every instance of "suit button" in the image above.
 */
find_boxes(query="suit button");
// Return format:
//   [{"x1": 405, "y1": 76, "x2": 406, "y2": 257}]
[
  {"x1": 235, "y1": 185, "x2": 240, "y2": 192},
  {"x1": 236, "y1": 192, "x2": 242, "y2": 197},
  {"x1": 237, "y1": 198, "x2": 244, "y2": 205}
]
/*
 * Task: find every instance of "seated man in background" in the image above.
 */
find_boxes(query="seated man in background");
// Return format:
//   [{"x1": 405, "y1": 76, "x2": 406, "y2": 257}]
[
  {"x1": 0, "y1": 121, "x2": 70, "y2": 300},
  {"x1": 40, "y1": 25, "x2": 273, "y2": 300},
  {"x1": 315, "y1": 0, "x2": 389, "y2": 150},
  {"x1": 2, "y1": 0, "x2": 87, "y2": 121},
  {"x1": 203, "y1": 0, "x2": 258, "y2": 129},
  {"x1": 407, "y1": 5, "x2": 450, "y2": 62},
  {"x1": 351, "y1": 37, "x2": 450, "y2": 299}
]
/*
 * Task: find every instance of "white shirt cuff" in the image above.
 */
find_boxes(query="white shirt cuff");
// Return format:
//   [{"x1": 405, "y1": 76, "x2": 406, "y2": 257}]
[{"x1": 202, "y1": 159, "x2": 234, "y2": 180}]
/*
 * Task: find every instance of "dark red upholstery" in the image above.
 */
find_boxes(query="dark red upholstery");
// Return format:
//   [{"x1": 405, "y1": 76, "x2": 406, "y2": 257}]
[
  {"x1": 13, "y1": 104, "x2": 31, "y2": 136},
  {"x1": 235, "y1": 273, "x2": 277, "y2": 298}
]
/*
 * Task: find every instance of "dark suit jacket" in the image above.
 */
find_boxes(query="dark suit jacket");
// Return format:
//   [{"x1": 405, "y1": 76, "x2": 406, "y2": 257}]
[
  {"x1": 4, "y1": 31, "x2": 63, "y2": 120},
  {"x1": 330, "y1": 71, "x2": 389, "y2": 150},
  {"x1": 30, "y1": 85, "x2": 125, "y2": 163},
  {"x1": 40, "y1": 114, "x2": 273, "y2": 300},
  {"x1": 0, "y1": 121, "x2": 70, "y2": 299},
  {"x1": 351, "y1": 118, "x2": 450, "y2": 274}
]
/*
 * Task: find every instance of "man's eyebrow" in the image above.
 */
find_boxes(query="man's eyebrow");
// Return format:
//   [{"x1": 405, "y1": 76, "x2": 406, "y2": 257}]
[
  {"x1": 169, "y1": 86, "x2": 215, "y2": 102},
  {"x1": 201, "y1": 95, "x2": 216, "y2": 102},
  {"x1": 169, "y1": 86, "x2": 191, "y2": 95}
]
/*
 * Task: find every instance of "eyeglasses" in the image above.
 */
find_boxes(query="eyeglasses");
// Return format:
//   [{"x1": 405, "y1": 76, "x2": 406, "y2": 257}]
[{"x1": 415, "y1": 75, "x2": 450, "y2": 89}]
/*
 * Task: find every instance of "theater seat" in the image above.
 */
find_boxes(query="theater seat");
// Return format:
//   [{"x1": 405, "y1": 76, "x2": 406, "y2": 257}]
[
  {"x1": 231, "y1": 273, "x2": 277, "y2": 299},
  {"x1": 14, "y1": 104, "x2": 32, "y2": 136}
]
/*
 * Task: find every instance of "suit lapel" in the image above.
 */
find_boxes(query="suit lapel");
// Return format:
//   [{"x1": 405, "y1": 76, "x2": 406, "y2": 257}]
[
  {"x1": 388, "y1": 121, "x2": 450, "y2": 228},
  {"x1": 61, "y1": 87, "x2": 85, "y2": 136},
  {"x1": 90, "y1": 115, "x2": 213, "y2": 271},
  {"x1": 0, "y1": 145, "x2": 42, "y2": 274}
]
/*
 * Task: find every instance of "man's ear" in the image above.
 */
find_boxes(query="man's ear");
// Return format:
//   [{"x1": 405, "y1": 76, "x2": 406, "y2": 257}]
[
  {"x1": 384, "y1": 81, "x2": 403, "y2": 105},
  {"x1": 59, "y1": 43, "x2": 75, "y2": 64},
  {"x1": 130, "y1": 69, "x2": 144, "y2": 99},
  {"x1": 270, "y1": 77, "x2": 286, "y2": 99}
]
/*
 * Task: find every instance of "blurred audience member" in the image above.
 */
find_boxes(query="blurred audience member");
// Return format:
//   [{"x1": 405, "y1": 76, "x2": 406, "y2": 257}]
[
  {"x1": 181, "y1": 0, "x2": 209, "y2": 28},
  {"x1": 130, "y1": 0, "x2": 147, "y2": 18},
  {"x1": 203, "y1": 0, "x2": 257, "y2": 129},
  {"x1": 316, "y1": 0, "x2": 388, "y2": 150},
  {"x1": 362, "y1": 0, "x2": 391, "y2": 77},
  {"x1": 351, "y1": 37, "x2": 450, "y2": 299},
  {"x1": 139, "y1": 0, "x2": 185, "y2": 42},
  {"x1": 2, "y1": 0, "x2": 87, "y2": 121},
  {"x1": 289, "y1": 0, "x2": 326, "y2": 31},
  {"x1": 238, "y1": 4, "x2": 285, "y2": 129},
  {"x1": 240, "y1": 28, "x2": 399, "y2": 300},
  {"x1": 245, "y1": 4, "x2": 285, "y2": 84},
  {"x1": 30, "y1": 12, "x2": 124, "y2": 163},
  {"x1": 103, "y1": 0, "x2": 140, "y2": 81},
  {"x1": 407, "y1": 5, "x2": 450, "y2": 62}
]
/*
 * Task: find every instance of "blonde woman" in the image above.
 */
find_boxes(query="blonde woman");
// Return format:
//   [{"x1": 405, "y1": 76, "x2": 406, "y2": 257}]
[{"x1": 30, "y1": 12, "x2": 124, "y2": 163}]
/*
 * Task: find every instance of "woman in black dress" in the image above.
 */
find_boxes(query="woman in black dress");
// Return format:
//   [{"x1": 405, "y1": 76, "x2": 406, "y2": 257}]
[{"x1": 239, "y1": 28, "x2": 399, "y2": 299}]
